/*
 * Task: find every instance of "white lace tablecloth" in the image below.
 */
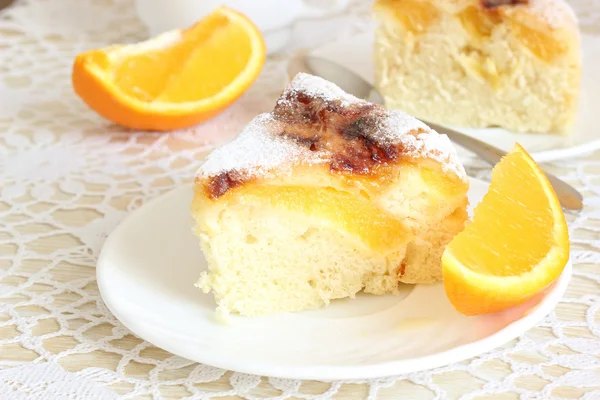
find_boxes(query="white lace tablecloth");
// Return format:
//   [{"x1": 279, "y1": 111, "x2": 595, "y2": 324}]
[{"x1": 1, "y1": 0, "x2": 600, "y2": 399}]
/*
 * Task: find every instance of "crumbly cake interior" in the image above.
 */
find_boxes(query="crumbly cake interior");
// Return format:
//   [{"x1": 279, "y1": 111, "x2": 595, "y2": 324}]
[
  {"x1": 192, "y1": 73, "x2": 469, "y2": 317},
  {"x1": 373, "y1": 0, "x2": 581, "y2": 134}
]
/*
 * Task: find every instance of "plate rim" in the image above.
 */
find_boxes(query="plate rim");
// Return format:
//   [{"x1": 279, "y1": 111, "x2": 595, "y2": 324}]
[{"x1": 97, "y1": 178, "x2": 572, "y2": 380}]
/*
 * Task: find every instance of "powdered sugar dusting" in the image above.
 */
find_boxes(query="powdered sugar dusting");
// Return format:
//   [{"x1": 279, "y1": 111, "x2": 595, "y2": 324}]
[
  {"x1": 414, "y1": 130, "x2": 467, "y2": 178},
  {"x1": 528, "y1": 0, "x2": 578, "y2": 28},
  {"x1": 196, "y1": 74, "x2": 467, "y2": 182},
  {"x1": 377, "y1": 110, "x2": 467, "y2": 178},
  {"x1": 197, "y1": 113, "x2": 323, "y2": 179},
  {"x1": 278, "y1": 72, "x2": 362, "y2": 107},
  {"x1": 373, "y1": 109, "x2": 430, "y2": 143}
]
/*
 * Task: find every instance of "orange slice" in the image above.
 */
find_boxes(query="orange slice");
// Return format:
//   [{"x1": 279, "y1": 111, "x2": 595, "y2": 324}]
[
  {"x1": 442, "y1": 144, "x2": 569, "y2": 316},
  {"x1": 72, "y1": 6, "x2": 265, "y2": 131}
]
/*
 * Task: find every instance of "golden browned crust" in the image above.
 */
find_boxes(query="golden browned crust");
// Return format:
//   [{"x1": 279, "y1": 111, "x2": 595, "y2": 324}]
[
  {"x1": 272, "y1": 92, "x2": 416, "y2": 175},
  {"x1": 196, "y1": 73, "x2": 467, "y2": 200},
  {"x1": 206, "y1": 171, "x2": 248, "y2": 199},
  {"x1": 205, "y1": 87, "x2": 421, "y2": 199}
]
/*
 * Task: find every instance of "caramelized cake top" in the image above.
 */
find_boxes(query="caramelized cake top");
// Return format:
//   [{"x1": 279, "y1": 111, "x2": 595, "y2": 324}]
[
  {"x1": 493, "y1": 0, "x2": 577, "y2": 28},
  {"x1": 376, "y1": 0, "x2": 577, "y2": 30},
  {"x1": 481, "y1": 0, "x2": 528, "y2": 7},
  {"x1": 197, "y1": 73, "x2": 467, "y2": 199}
]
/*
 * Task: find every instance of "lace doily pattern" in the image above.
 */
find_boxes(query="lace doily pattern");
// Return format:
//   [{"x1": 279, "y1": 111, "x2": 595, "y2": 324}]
[{"x1": 1, "y1": 0, "x2": 600, "y2": 399}]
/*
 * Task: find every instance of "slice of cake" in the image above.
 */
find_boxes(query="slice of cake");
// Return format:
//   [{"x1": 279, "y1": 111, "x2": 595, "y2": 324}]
[
  {"x1": 192, "y1": 73, "x2": 469, "y2": 317},
  {"x1": 373, "y1": 0, "x2": 581, "y2": 134}
]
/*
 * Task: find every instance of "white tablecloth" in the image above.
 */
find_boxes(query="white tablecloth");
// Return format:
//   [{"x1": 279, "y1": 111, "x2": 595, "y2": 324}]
[{"x1": 1, "y1": 0, "x2": 600, "y2": 398}]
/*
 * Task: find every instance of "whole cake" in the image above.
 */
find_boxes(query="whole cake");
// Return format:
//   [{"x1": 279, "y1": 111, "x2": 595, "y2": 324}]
[
  {"x1": 192, "y1": 73, "x2": 469, "y2": 317},
  {"x1": 373, "y1": 0, "x2": 581, "y2": 134}
]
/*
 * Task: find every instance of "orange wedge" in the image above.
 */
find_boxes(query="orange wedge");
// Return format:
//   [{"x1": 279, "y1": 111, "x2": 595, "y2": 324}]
[
  {"x1": 442, "y1": 144, "x2": 570, "y2": 316},
  {"x1": 72, "y1": 7, "x2": 265, "y2": 131}
]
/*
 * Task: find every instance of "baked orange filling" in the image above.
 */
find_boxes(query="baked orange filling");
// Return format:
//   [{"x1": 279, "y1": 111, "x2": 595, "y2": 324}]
[
  {"x1": 512, "y1": 22, "x2": 568, "y2": 62},
  {"x1": 419, "y1": 167, "x2": 468, "y2": 198},
  {"x1": 377, "y1": 0, "x2": 567, "y2": 63},
  {"x1": 458, "y1": 6, "x2": 501, "y2": 40},
  {"x1": 220, "y1": 185, "x2": 410, "y2": 252},
  {"x1": 377, "y1": 0, "x2": 440, "y2": 34}
]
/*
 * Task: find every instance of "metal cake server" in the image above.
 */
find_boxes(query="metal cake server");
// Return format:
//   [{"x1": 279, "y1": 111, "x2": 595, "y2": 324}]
[{"x1": 287, "y1": 52, "x2": 584, "y2": 212}]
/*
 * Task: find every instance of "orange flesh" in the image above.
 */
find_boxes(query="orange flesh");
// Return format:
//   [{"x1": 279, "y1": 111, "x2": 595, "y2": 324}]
[
  {"x1": 72, "y1": 7, "x2": 265, "y2": 131},
  {"x1": 111, "y1": 15, "x2": 252, "y2": 103},
  {"x1": 449, "y1": 150, "x2": 554, "y2": 276},
  {"x1": 443, "y1": 144, "x2": 569, "y2": 316}
]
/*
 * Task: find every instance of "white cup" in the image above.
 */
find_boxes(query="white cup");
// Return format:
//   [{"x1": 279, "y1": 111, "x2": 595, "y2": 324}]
[{"x1": 135, "y1": 0, "x2": 351, "y2": 54}]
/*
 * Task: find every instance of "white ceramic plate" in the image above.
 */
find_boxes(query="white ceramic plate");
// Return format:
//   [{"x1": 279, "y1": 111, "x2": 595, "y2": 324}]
[
  {"x1": 97, "y1": 179, "x2": 572, "y2": 380},
  {"x1": 309, "y1": 32, "x2": 600, "y2": 163}
]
